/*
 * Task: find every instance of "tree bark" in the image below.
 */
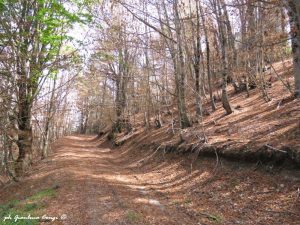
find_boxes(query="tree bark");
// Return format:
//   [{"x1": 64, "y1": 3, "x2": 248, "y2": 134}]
[
  {"x1": 199, "y1": 1, "x2": 216, "y2": 111},
  {"x1": 15, "y1": 62, "x2": 33, "y2": 176},
  {"x1": 41, "y1": 76, "x2": 57, "y2": 159},
  {"x1": 215, "y1": 0, "x2": 233, "y2": 114},
  {"x1": 173, "y1": 0, "x2": 191, "y2": 128},
  {"x1": 287, "y1": 0, "x2": 300, "y2": 97},
  {"x1": 113, "y1": 36, "x2": 130, "y2": 133}
]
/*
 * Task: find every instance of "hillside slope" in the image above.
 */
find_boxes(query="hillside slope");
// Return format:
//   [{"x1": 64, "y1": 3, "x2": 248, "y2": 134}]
[{"x1": 111, "y1": 59, "x2": 300, "y2": 167}]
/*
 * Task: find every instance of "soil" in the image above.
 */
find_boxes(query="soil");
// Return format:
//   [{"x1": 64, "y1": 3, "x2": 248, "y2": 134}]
[{"x1": 1, "y1": 135, "x2": 299, "y2": 225}]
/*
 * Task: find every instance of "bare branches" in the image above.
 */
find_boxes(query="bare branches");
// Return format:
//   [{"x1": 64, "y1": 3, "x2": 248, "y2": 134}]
[{"x1": 116, "y1": 1, "x2": 177, "y2": 43}]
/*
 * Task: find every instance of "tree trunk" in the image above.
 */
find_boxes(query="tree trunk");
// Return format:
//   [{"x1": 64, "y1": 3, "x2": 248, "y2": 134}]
[
  {"x1": 287, "y1": 0, "x2": 300, "y2": 97},
  {"x1": 16, "y1": 107, "x2": 32, "y2": 176},
  {"x1": 220, "y1": 0, "x2": 238, "y2": 68},
  {"x1": 189, "y1": 0, "x2": 203, "y2": 117},
  {"x1": 115, "y1": 77, "x2": 123, "y2": 133},
  {"x1": 194, "y1": 62, "x2": 202, "y2": 116},
  {"x1": 173, "y1": 0, "x2": 191, "y2": 128},
  {"x1": 199, "y1": 1, "x2": 216, "y2": 111},
  {"x1": 113, "y1": 42, "x2": 130, "y2": 133},
  {"x1": 41, "y1": 76, "x2": 57, "y2": 159},
  {"x1": 159, "y1": 0, "x2": 191, "y2": 129},
  {"x1": 215, "y1": 0, "x2": 233, "y2": 114}
]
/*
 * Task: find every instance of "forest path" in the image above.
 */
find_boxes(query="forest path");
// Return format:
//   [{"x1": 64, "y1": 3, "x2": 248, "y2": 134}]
[
  {"x1": 9, "y1": 136, "x2": 197, "y2": 225},
  {"x1": 1, "y1": 135, "x2": 300, "y2": 225}
]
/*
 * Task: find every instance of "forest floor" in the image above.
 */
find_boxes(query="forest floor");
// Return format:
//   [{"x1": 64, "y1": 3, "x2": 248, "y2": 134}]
[
  {"x1": 113, "y1": 58, "x2": 300, "y2": 165},
  {"x1": 0, "y1": 135, "x2": 299, "y2": 225}
]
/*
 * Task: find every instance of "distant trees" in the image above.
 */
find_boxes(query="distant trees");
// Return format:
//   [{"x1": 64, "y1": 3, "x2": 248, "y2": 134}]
[{"x1": 81, "y1": 4, "x2": 137, "y2": 133}]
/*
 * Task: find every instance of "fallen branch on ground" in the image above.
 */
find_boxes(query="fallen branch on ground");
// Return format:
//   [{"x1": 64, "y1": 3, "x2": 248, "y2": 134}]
[{"x1": 265, "y1": 144, "x2": 287, "y2": 154}]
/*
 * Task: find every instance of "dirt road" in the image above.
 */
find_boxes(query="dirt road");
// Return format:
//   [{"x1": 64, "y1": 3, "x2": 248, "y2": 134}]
[
  {"x1": 1, "y1": 136, "x2": 299, "y2": 225},
  {"x1": 1, "y1": 136, "x2": 198, "y2": 225},
  {"x1": 46, "y1": 136, "x2": 198, "y2": 225}
]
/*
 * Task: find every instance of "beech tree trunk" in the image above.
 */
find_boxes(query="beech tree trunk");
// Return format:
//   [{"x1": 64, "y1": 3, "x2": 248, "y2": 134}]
[
  {"x1": 113, "y1": 37, "x2": 130, "y2": 133},
  {"x1": 287, "y1": 0, "x2": 300, "y2": 98},
  {"x1": 16, "y1": 69, "x2": 33, "y2": 175},
  {"x1": 41, "y1": 76, "x2": 57, "y2": 159},
  {"x1": 215, "y1": 0, "x2": 233, "y2": 114},
  {"x1": 190, "y1": 0, "x2": 203, "y2": 117},
  {"x1": 199, "y1": 1, "x2": 216, "y2": 111},
  {"x1": 173, "y1": 0, "x2": 191, "y2": 128}
]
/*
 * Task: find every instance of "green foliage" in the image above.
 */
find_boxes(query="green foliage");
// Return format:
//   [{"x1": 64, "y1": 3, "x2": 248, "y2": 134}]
[
  {"x1": 48, "y1": 69, "x2": 59, "y2": 80},
  {"x1": 0, "y1": 187, "x2": 57, "y2": 225},
  {"x1": 0, "y1": 0, "x2": 6, "y2": 12},
  {"x1": 0, "y1": 0, "x2": 94, "y2": 90},
  {"x1": 35, "y1": 0, "x2": 92, "y2": 61}
]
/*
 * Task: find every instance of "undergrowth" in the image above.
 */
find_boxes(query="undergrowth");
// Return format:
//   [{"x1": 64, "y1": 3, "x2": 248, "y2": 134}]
[{"x1": 0, "y1": 187, "x2": 57, "y2": 225}]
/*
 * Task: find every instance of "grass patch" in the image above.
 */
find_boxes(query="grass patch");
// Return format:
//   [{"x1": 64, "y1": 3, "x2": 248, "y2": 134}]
[
  {"x1": 0, "y1": 200, "x2": 38, "y2": 225},
  {"x1": 197, "y1": 210, "x2": 223, "y2": 224},
  {"x1": 207, "y1": 213, "x2": 222, "y2": 223},
  {"x1": 23, "y1": 203, "x2": 38, "y2": 212},
  {"x1": 184, "y1": 198, "x2": 192, "y2": 205},
  {"x1": 27, "y1": 188, "x2": 56, "y2": 201},
  {"x1": 126, "y1": 210, "x2": 142, "y2": 225},
  {"x1": 0, "y1": 187, "x2": 57, "y2": 225},
  {"x1": 170, "y1": 200, "x2": 180, "y2": 206}
]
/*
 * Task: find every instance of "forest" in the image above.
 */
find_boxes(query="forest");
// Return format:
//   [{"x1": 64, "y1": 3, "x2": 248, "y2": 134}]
[{"x1": 0, "y1": 0, "x2": 299, "y2": 224}]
